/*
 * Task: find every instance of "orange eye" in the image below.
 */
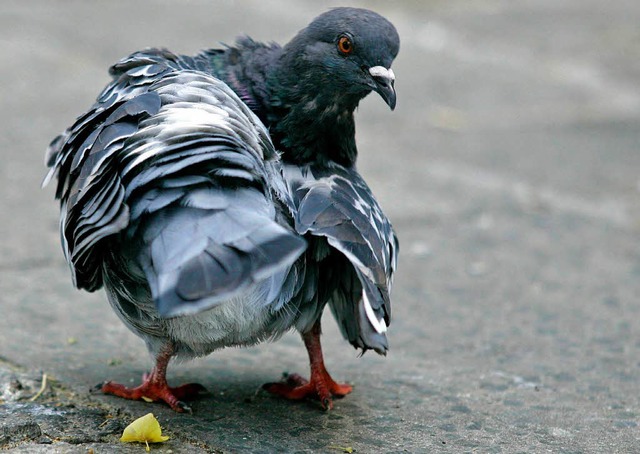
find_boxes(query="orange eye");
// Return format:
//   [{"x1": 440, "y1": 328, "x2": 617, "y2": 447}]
[{"x1": 337, "y1": 36, "x2": 353, "y2": 55}]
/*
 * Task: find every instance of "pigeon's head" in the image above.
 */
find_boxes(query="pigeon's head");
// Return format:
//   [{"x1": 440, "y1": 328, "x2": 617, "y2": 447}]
[{"x1": 282, "y1": 7, "x2": 400, "y2": 110}]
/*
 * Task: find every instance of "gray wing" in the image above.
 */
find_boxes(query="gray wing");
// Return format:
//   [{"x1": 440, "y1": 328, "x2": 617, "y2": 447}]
[
  {"x1": 284, "y1": 163, "x2": 399, "y2": 354},
  {"x1": 45, "y1": 48, "x2": 305, "y2": 317}
]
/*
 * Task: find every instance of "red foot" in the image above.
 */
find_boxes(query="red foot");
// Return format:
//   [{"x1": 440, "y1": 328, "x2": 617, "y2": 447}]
[
  {"x1": 100, "y1": 343, "x2": 207, "y2": 412},
  {"x1": 101, "y1": 378, "x2": 206, "y2": 413},
  {"x1": 263, "y1": 371, "x2": 352, "y2": 410},
  {"x1": 263, "y1": 320, "x2": 353, "y2": 410}
]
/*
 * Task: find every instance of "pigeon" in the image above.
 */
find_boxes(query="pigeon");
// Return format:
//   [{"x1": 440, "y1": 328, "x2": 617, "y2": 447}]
[{"x1": 44, "y1": 7, "x2": 399, "y2": 412}]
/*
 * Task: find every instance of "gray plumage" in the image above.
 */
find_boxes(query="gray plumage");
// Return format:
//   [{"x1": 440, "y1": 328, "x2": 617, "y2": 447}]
[
  {"x1": 45, "y1": 7, "x2": 400, "y2": 411},
  {"x1": 284, "y1": 163, "x2": 398, "y2": 353},
  {"x1": 45, "y1": 61, "x2": 306, "y2": 358}
]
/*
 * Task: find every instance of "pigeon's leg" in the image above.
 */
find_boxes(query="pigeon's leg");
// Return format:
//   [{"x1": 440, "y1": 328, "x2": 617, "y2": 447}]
[
  {"x1": 101, "y1": 343, "x2": 206, "y2": 412},
  {"x1": 263, "y1": 320, "x2": 353, "y2": 410}
]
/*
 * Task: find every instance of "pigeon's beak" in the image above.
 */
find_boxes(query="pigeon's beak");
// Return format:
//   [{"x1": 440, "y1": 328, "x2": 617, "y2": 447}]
[{"x1": 368, "y1": 66, "x2": 396, "y2": 110}]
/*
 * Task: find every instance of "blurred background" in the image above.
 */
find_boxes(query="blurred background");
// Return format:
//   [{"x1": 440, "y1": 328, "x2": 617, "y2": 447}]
[{"x1": 1, "y1": 0, "x2": 639, "y2": 451}]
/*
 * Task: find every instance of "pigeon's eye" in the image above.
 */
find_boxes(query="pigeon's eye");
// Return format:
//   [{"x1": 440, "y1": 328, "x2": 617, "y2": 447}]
[{"x1": 337, "y1": 36, "x2": 353, "y2": 55}]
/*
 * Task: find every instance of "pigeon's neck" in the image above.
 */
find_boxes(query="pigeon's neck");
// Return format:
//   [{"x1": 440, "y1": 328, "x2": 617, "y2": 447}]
[
  {"x1": 204, "y1": 42, "x2": 361, "y2": 168},
  {"x1": 266, "y1": 81, "x2": 361, "y2": 167},
  {"x1": 200, "y1": 40, "x2": 281, "y2": 125}
]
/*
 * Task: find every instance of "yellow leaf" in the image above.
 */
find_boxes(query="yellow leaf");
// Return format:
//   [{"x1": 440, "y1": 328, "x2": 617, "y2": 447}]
[{"x1": 120, "y1": 413, "x2": 169, "y2": 451}]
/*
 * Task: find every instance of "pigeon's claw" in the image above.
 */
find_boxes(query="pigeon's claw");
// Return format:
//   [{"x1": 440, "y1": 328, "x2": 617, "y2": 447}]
[
  {"x1": 100, "y1": 343, "x2": 207, "y2": 412},
  {"x1": 263, "y1": 371, "x2": 352, "y2": 410},
  {"x1": 101, "y1": 379, "x2": 206, "y2": 413},
  {"x1": 263, "y1": 320, "x2": 352, "y2": 410}
]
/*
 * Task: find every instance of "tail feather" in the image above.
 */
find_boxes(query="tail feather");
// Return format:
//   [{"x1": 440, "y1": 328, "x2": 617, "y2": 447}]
[{"x1": 138, "y1": 191, "x2": 306, "y2": 318}]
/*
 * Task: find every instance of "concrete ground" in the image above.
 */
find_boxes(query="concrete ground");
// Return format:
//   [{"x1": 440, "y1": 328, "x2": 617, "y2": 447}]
[{"x1": 1, "y1": 0, "x2": 639, "y2": 452}]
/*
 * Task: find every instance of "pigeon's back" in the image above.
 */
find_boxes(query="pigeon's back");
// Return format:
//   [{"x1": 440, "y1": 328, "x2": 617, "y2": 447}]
[{"x1": 44, "y1": 49, "x2": 306, "y2": 331}]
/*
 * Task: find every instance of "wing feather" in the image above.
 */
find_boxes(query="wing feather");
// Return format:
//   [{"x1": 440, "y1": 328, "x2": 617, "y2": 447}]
[
  {"x1": 45, "y1": 48, "x2": 305, "y2": 318},
  {"x1": 285, "y1": 163, "x2": 398, "y2": 353}
]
